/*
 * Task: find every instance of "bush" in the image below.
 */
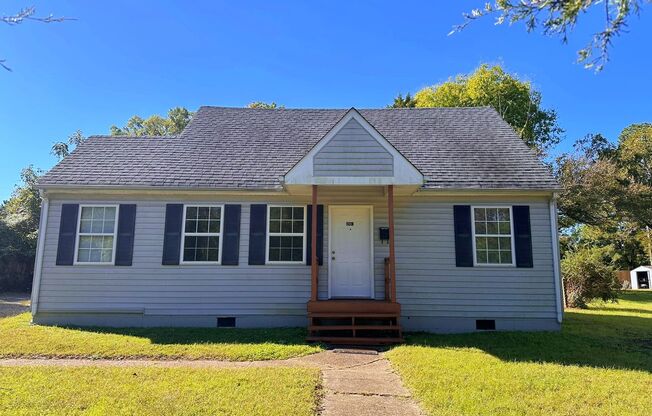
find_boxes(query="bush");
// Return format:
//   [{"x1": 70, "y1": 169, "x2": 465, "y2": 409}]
[{"x1": 561, "y1": 247, "x2": 620, "y2": 308}]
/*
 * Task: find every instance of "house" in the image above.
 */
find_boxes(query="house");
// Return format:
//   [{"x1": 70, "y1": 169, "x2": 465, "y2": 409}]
[
  {"x1": 30, "y1": 106, "x2": 563, "y2": 343},
  {"x1": 630, "y1": 266, "x2": 651, "y2": 289}
]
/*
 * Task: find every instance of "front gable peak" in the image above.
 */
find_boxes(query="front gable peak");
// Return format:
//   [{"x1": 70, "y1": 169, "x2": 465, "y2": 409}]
[{"x1": 284, "y1": 108, "x2": 423, "y2": 186}]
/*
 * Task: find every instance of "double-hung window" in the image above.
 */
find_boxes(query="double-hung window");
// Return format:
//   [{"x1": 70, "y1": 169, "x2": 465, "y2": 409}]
[
  {"x1": 472, "y1": 206, "x2": 515, "y2": 266},
  {"x1": 75, "y1": 205, "x2": 118, "y2": 264},
  {"x1": 267, "y1": 205, "x2": 306, "y2": 263},
  {"x1": 181, "y1": 205, "x2": 223, "y2": 263}
]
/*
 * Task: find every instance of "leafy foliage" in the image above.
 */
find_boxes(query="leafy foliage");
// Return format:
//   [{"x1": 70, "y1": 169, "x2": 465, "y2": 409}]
[
  {"x1": 561, "y1": 246, "x2": 619, "y2": 308},
  {"x1": 389, "y1": 93, "x2": 416, "y2": 108},
  {"x1": 453, "y1": 1, "x2": 650, "y2": 71},
  {"x1": 247, "y1": 102, "x2": 284, "y2": 109},
  {"x1": 0, "y1": 167, "x2": 42, "y2": 291},
  {"x1": 51, "y1": 130, "x2": 86, "y2": 160},
  {"x1": 110, "y1": 107, "x2": 194, "y2": 136},
  {"x1": 410, "y1": 64, "x2": 562, "y2": 153}
]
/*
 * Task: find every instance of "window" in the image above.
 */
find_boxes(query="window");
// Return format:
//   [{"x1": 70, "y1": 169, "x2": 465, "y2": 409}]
[
  {"x1": 472, "y1": 207, "x2": 514, "y2": 266},
  {"x1": 181, "y1": 205, "x2": 223, "y2": 263},
  {"x1": 75, "y1": 205, "x2": 118, "y2": 264},
  {"x1": 267, "y1": 206, "x2": 305, "y2": 263}
]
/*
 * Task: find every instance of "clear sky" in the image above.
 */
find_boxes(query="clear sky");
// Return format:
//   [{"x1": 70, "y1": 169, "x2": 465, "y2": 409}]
[{"x1": 1, "y1": 1, "x2": 650, "y2": 200}]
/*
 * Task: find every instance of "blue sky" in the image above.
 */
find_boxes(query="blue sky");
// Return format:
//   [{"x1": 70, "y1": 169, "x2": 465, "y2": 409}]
[{"x1": 1, "y1": 1, "x2": 650, "y2": 200}]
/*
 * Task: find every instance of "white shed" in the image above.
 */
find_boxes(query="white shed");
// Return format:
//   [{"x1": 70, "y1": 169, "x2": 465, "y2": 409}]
[{"x1": 630, "y1": 266, "x2": 652, "y2": 289}]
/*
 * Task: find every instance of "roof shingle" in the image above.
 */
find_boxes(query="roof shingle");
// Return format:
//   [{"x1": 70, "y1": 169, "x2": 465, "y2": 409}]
[{"x1": 38, "y1": 106, "x2": 558, "y2": 190}]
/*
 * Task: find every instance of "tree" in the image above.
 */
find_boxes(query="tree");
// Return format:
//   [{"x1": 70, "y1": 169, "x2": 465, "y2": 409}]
[
  {"x1": 389, "y1": 93, "x2": 416, "y2": 108},
  {"x1": 247, "y1": 102, "x2": 284, "y2": 109},
  {"x1": 110, "y1": 107, "x2": 194, "y2": 136},
  {"x1": 561, "y1": 246, "x2": 619, "y2": 308},
  {"x1": 453, "y1": 1, "x2": 650, "y2": 71},
  {"x1": 51, "y1": 130, "x2": 86, "y2": 160},
  {"x1": 410, "y1": 64, "x2": 562, "y2": 153},
  {"x1": 2, "y1": 6, "x2": 71, "y2": 71},
  {"x1": 0, "y1": 166, "x2": 42, "y2": 291}
]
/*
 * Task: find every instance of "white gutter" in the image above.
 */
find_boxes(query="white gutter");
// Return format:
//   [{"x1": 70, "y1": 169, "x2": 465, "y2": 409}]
[
  {"x1": 549, "y1": 196, "x2": 563, "y2": 323},
  {"x1": 30, "y1": 193, "x2": 49, "y2": 317}
]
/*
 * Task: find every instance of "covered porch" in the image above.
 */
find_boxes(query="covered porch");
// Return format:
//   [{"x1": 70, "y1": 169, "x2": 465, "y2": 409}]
[{"x1": 305, "y1": 184, "x2": 403, "y2": 344}]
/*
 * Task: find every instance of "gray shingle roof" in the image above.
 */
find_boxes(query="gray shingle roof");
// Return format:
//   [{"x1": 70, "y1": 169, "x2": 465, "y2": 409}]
[{"x1": 38, "y1": 106, "x2": 558, "y2": 191}]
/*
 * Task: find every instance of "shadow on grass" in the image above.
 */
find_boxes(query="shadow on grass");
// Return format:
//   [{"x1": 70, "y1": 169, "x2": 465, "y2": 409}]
[
  {"x1": 60, "y1": 324, "x2": 312, "y2": 347},
  {"x1": 402, "y1": 308, "x2": 652, "y2": 373}
]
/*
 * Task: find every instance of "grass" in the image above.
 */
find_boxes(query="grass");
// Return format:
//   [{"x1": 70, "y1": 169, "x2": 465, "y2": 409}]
[
  {"x1": 0, "y1": 366, "x2": 320, "y2": 416},
  {"x1": 0, "y1": 313, "x2": 322, "y2": 361},
  {"x1": 387, "y1": 290, "x2": 652, "y2": 416}
]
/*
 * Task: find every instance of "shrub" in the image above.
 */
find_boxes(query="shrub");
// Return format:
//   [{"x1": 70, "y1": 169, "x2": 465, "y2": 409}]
[{"x1": 561, "y1": 247, "x2": 620, "y2": 308}]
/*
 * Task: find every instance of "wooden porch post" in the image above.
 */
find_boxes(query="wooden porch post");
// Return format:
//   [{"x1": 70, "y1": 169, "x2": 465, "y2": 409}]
[
  {"x1": 388, "y1": 185, "x2": 397, "y2": 302},
  {"x1": 311, "y1": 185, "x2": 318, "y2": 301}
]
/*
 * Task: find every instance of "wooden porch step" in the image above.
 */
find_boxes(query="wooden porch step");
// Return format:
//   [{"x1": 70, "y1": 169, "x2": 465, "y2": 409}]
[
  {"x1": 309, "y1": 313, "x2": 400, "y2": 318},
  {"x1": 307, "y1": 300, "x2": 400, "y2": 314},
  {"x1": 306, "y1": 336, "x2": 404, "y2": 345},
  {"x1": 308, "y1": 325, "x2": 400, "y2": 331}
]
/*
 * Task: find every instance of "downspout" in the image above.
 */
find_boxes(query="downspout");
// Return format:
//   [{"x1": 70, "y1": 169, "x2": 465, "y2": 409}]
[
  {"x1": 30, "y1": 192, "x2": 49, "y2": 317},
  {"x1": 549, "y1": 195, "x2": 563, "y2": 323}
]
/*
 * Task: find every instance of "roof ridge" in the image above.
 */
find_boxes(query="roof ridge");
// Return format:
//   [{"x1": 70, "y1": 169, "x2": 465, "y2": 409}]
[{"x1": 197, "y1": 105, "x2": 495, "y2": 111}]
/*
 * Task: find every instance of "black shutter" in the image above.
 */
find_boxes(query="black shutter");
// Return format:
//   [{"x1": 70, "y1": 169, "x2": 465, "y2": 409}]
[
  {"x1": 306, "y1": 204, "x2": 324, "y2": 266},
  {"x1": 454, "y1": 205, "x2": 474, "y2": 267},
  {"x1": 115, "y1": 204, "x2": 137, "y2": 266},
  {"x1": 162, "y1": 204, "x2": 183, "y2": 265},
  {"x1": 513, "y1": 205, "x2": 533, "y2": 268},
  {"x1": 221, "y1": 204, "x2": 241, "y2": 265},
  {"x1": 248, "y1": 204, "x2": 267, "y2": 265},
  {"x1": 56, "y1": 204, "x2": 79, "y2": 265}
]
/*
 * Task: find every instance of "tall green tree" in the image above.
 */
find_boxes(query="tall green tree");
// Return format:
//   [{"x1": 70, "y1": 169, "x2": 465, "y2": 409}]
[
  {"x1": 389, "y1": 93, "x2": 416, "y2": 108},
  {"x1": 110, "y1": 107, "x2": 194, "y2": 136},
  {"x1": 247, "y1": 102, "x2": 283, "y2": 109},
  {"x1": 453, "y1": 1, "x2": 650, "y2": 71},
  {"x1": 403, "y1": 64, "x2": 562, "y2": 153},
  {"x1": 0, "y1": 166, "x2": 42, "y2": 291}
]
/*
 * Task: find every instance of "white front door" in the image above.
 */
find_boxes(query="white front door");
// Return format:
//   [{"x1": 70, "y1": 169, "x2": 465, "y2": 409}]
[{"x1": 329, "y1": 206, "x2": 373, "y2": 298}]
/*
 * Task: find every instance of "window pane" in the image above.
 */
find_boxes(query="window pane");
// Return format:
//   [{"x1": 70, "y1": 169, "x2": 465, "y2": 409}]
[
  {"x1": 269, "y1": 236, "x2": 281, "y2": 249},
  {"x1": 209, "y1": 207, "x2": 221, "y2": 220},
  {"x1": 104, "y1": 207, "x2": 116, "y2": 221},
  {"x1": 280, "y1": 248, "x2": 291, "y2": 261},
  {"x1": 293, "y1": 207, "x2": 304, "y2": 220},
  {"x1": 281, "y1": 236, "x2": 292, "y2": 247},
  {"x1": 292, "y1": 236, "x2": 303, "y2": 248},
  {"x1": 270, "y1": 207, "x2": 281, "y2": 220},
  {"x1": 198, "y1": 207, "x2": 210, "y2": 220},
  {"x1": 281, "y1": 207, "x2": 293, "y2": 219},
  {"x1": 269, "y1": 220, "x2": 280, "y2": 233},
  {"x1": 475, "y1": 221, "x2": 486, "y2": 235},
  {"x1": 185, "y1": 219, "x2": 197, "y2": 233},
  {"x1": 498, "y1": 237, "x2": 511, "y2": 250},
  {"x1": 486, "y1": 208, "x2": 498, "y2": 221},
  {"x1": 475, "y1": 237, "x2": 487, "y2": 250},
  {"x1": 102, "y1": 220, "x2": 115, "y2": 233},
  {"x1": 487, "y1": 251, "x2": 500, "y2": 263},
  {"x1": 292, "y1": 220, "x2": 303, "y2": 233},
  {"x1": 197, "y1": 220, "x2": 209, "y2": 233},
  {"x1": 498, "y1": 222, "x2": 511, "y2": 235},
  {"x1": 81, "y1": 207, "x2": 93, "y2": 220},
  {"x1": 102, "y1": 236, "x2": 113, "y2": 249},
  {"x1": 184, "y1": 236, "x2": 197, "y2": 250},
  {"x1": 281, "y1": 220, "x2": 292, "y2": 233},
  {"x1": 196, "y1": 248, "x2": 208, "y2": 261},
  {"x1": 476, "y1": 250, "x2": 487, "y2": 263},
  {"x1": 183, "y1": 248, "x2": 195, "y2": 261},
  {"x1": 79, "y1": 236, "x2": 92, "y2": 249},
  {"x1": 497, "y1": 208, "x2": 510, "y2": 221},
  {"x1": 186, "y1": 206, "x2": 197, "y2": 219},
  {"x1": 500, "y1": 251, "x2": 513, "y2": 264},
  {"x1": 269, "y1": 248, "x2": 280, "y2": 261},
  {"x1": 486, "y1": 222, "x2": 498, "y2": 234},
  {"x1": 292, "y1": 248, "x2": 303, "y2": 262},
  {"x1": 89, "y1": 249, "x2": 101, "y2": 262},
  {"x1": 100, "y1": 249, "x2": 112, "y2": 262},
  {"x1": 79, "y1": 219, "x2": 92, "y2": 233},
  {"x1": 208, "y1": 219, "x2": 220, "y2": 233},
  {"x1": 90, "y1": 219, "x2": 104, "y2": 233},
  {"x1": 487, "y1": 237, "x2": 499, "y2": 250},
  {"x1": 77, "y1": 248, "x2": 90, "y2": 262},
  {"x1": 474, "y1": 208, "x2": 486, "y2": 221}
]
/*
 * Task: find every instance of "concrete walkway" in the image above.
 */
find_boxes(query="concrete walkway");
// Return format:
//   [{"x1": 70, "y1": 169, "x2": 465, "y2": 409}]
[{"x1": 1, "y1": 350, "x2": 424, "y2": 416}]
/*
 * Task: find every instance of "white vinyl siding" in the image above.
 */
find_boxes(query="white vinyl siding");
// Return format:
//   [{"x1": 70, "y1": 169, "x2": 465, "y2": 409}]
[{"x1": 74, "y1": 205, "x2": 118, "y2": 265}]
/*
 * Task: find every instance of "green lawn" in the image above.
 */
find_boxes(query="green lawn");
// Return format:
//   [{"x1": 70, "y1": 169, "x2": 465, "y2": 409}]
[
  {"x1": 0, "y1": 366, "x2": 320, "y2": 416},
  {"x1": 387, "y1": 291, "x2": 652, "y2": 416},
  {"x1": 0, "y1": 313, "x2": 321, "y2": 361}
]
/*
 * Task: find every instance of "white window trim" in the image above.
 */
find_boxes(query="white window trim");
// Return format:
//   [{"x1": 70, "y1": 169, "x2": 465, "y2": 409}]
[
  {"x1": 180, "y1": 204, "x2": 225, "y2": 265},
  {"x1": 265, "y1": 204, "x2": 307, "y2": 265},
  {"x1": 73, "y1": 204, "x2": 119, "y2": 265},
  {"x1": 471, "y1": 205, "x2": 516, "y2": 267}
]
